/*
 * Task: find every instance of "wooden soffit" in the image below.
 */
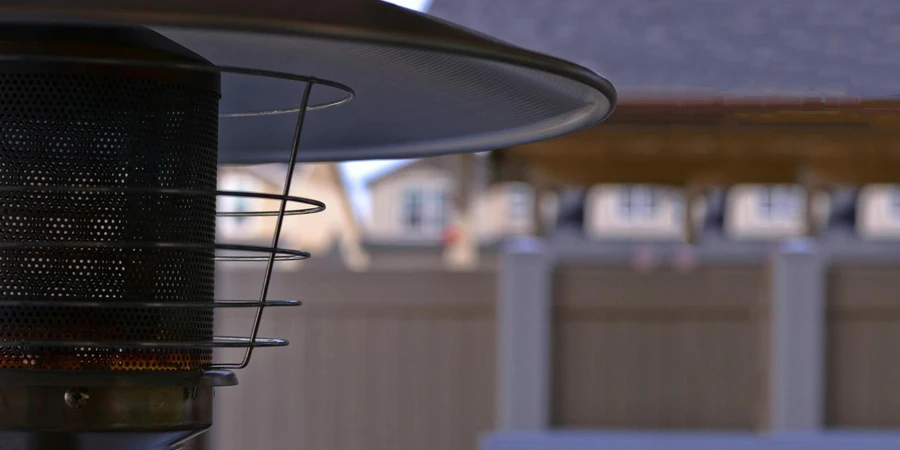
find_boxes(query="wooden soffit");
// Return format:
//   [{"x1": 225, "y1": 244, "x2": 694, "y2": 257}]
[{"x1": 496, "y1": 97, "x2": 900, "y2": 187}]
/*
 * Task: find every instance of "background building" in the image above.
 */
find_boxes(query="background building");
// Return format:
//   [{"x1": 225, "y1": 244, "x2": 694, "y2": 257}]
[
  {"x1": 364, "y1": 155, "x2": 544, "y2": 243},
  {"x1": 218, "y1": 163, "x2": 369, "y2": 270},
  {"x1": 204, "y1": 2, "x2": 900, "y2": 450}
]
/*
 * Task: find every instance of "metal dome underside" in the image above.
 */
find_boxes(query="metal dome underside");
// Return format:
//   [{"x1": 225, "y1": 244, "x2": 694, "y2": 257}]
[{"x1": 0, "y1": 0, "x2": 616, "y2": 163}]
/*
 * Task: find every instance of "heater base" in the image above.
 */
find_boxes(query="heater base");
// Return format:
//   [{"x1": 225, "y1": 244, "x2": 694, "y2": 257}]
[
  {"x1": 0, "y1": 430, "x2": 199, "y2": 450},
  {"x1": 0, "y1": 370, "x2": 235, "y2": 450}
]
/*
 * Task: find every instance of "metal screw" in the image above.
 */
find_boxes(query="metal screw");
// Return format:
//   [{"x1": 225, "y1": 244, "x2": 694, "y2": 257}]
[{"x1": 64, "y1": 388, "x2": 89, "y2": 409}]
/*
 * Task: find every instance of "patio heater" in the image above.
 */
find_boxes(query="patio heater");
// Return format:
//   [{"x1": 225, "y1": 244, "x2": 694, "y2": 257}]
[{"x1": 0, "y1": 1, "x2": 615, "y2": 448}]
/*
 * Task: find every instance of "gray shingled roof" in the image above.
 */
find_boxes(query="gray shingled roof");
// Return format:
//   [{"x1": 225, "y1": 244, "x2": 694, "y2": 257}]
[{"x1": 429, "y1": 0, "x2": 900, "y2": 98}]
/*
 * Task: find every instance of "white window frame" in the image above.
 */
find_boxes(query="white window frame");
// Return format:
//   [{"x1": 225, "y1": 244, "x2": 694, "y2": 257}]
[
  {"x1": 399, "y1": 187, "x2": 451, "y2": 235},
  {"x1": 507, "y1": 183, "x2": 533, "y2": 220},
  {"x1": 401, "y1": 187, "x2": 425, "y2": 232},
  {"x1": 758, "y1": 185, "x2": 800, "y2": 220},
  {"x1": 889, "y1": 187, "x2": 900, "y2": 220},
  {"x1": 618, "y1": 185, "x2": 660, "y2": 221}
]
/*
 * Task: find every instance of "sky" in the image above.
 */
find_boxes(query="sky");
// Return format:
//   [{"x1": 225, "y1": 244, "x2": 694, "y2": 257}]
[
  {"x1": 381, "y1": 0, "x2": 433, "y2": 12},
  {"x1": 338, "y1": 0, "x2": 434, "y2": 221},
  {"x1": 340, "y1": 159, "x2": 409, "y2": 222}
]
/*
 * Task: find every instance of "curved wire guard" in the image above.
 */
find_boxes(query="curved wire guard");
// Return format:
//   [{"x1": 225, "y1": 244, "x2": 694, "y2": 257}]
[
  {"x1": 0, "y1": 55, "x2": 345, "y2": 370},
  {"x1": 226, "y1": 80, "x2": 315, "y2": 370}
]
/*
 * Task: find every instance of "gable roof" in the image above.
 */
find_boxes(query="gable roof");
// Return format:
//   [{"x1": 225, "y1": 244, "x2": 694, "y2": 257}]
[
  {"x1": 430, "y1": 0, "x2": 900, "y2": 98},
  {"x1": 229, "y1": 164, "x2": 291, "y2": 191},
  {"x1": 221, "y1": 163, "x2": 358, "y2": 225},
  {"x1": 365, "y1": 155, "x2": 460, "y2": 188}
]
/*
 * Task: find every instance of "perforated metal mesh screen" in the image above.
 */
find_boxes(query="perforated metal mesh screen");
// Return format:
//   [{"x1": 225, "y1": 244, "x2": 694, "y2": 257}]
[{"x1": 0, "y1": 69, "x2": 219, "y2": 371}]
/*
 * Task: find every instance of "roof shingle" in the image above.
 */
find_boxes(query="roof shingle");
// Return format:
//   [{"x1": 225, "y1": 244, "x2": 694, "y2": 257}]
[{"x1": 429, "y1": 0, "x2": 900, "y2": 98}]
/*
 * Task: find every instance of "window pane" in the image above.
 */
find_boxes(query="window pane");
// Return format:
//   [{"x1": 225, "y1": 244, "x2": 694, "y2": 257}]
[
  {"x1": 619, "y1": 185, "x2": 659, "y2": 220},
  {"x1": 402, "y1": 189, "x2": 423, "y2": 230},
  {"x1": 891, "y1": 187, "x2": 900, "y2": 218},
  {"x1": 618, "y1": 187, "x2": 633, "y2": 217},
  {"x1": 435, "y1": 190, "x2": 452, "y2": 228},
  {"x1": 758, "y1": 185, "x2": 799, "y2": 219},
  {"x1": 508, "y1": 184, "x2": 531, "y2": 219}
]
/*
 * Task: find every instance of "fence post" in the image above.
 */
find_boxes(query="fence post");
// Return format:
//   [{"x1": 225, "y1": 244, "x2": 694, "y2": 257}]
[
  {"x1": 768, "y1": 238, "x2": 826, "y2": 432},
  {"x1": 497, "y1": 237, "x2": 553, "y2": 430}
]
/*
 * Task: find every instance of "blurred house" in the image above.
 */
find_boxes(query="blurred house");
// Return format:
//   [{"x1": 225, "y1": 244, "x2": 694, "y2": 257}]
[
  {"x1": 364, "y1": 155, "x2": 547, "y2": 242},
  {"x1": 363, "y1": 156, "x2": 900, "y2": 245},
  {"x1": 427, "y1": 0, "x2": 900, "y2": 244},
  {"x1": 209, "y1": 2, "x2": 900, "y2": 450},
  {"x1": 219, "y1": 159, "x2": 900, "y2": 272},
  {"x1": 360, "y1": 155, "x2": 557, "y2": 269},
  {"x1": 212, "y1": 179, "x2": 900, "y2": 450},
  {"x1": 857, "y1": 185, "x2": 900, "y2": 239},
  {"x1": 217, "y1": 163, "x2": 369, "y2": 270},
  {"x1": 579, "y1": 183, "x2": 900, "y2": 242},
  {"x1": 360, "y1": 155, "x2": 900, "y2": 269},
  {"x1": 421, "y1": 0, "x2": 900, "y2": 448}
]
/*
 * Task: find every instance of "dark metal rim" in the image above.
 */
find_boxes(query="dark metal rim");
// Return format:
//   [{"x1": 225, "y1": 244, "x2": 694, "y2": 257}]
[
  {"x1": 0, "y1": 336, "x2": 287, "y2": 349},
  {"x1": 0, "y1": 53, "x2": 355, "y2": 116},
  {"x1": 0, "y1": 241, "x2": 311, "y2": 261},
  {"x1": 0, "y1": 299, "x2": 300, "y2": 308},
  {"x1": 0, "y1": 186, "x2": 326, "y2": 217},
  {"x1": 0, "y1": 385, "x2": 215, "y2": 434},
  {"x1": 0, "y1": 369, "x2": 238, "y2": 387}
]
